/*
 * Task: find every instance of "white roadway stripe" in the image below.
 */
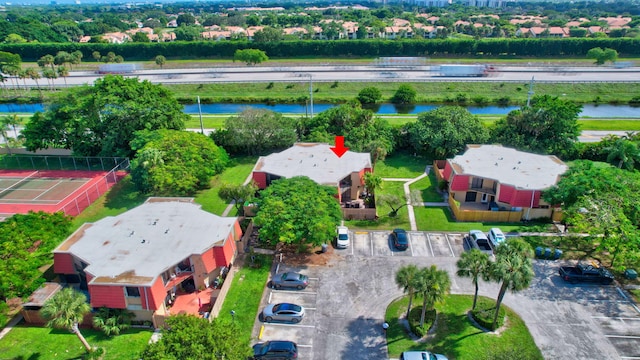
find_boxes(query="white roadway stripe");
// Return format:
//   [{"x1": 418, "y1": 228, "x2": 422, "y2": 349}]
[
  {"x1": 605, "y1": 335, "x2": 640, "y2": 339},
  {"x1": 427, "y1": 234, "x2": 434, "y2": 257},
  {"x1": 620, "y1": 357, "x2": 640, "y2": 360},
  {"x1": 370, "y1": 232, "x2": 374, "y2": 257},
  {"x1": 592, "y1": 316, "x2": 640, "y2": 320}
]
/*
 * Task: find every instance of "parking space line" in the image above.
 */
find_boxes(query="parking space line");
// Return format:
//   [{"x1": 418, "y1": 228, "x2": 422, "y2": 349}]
[
  {"x1": 620, "y1": 357, "x2": 640, "y2": 360},
  {"x1": 592, "y1": 316, "x2": 640, "y2": 320},
  {"x1": 297, "y1": 344, "x2": 313, "y2": 348},
  {"x1": 305, "y1": 307, "x2": 317, "y2": 310},
  {"x1": 605, "y1": 335, "x2": 640, "y2": 339},
  {"x1": 618, "y1": 287, "x2": 640, "y2": 314},
  {"x1": 409, "y1": 234, "x2": 414, "y2": 257},
  {"x1": 264, "y1": 323, "x2": 316, "y2": 328},
  {"x1": 427, "y1": 234, "x2": 434, "y2": 257},
  {"x1": 272, "y1": 290, "x2": 318, "y2": 295},
  {"x1": 370, "y1": 232, "x2": 374, "y2": 257},
  {"x1": 445, "y1": 234, "x2": 455, "y2": 257}
]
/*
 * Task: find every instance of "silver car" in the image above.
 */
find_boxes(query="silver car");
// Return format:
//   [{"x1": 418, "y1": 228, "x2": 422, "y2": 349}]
[
  {"x1": 271, "y1": 272, "x2": 309, "y2": 290},
  {"x1": 262, "y1": 303, "x2": 305, "y2": 323},
  {"x1": 400, "y1": 351, "x2": 448, "y2": 360}
]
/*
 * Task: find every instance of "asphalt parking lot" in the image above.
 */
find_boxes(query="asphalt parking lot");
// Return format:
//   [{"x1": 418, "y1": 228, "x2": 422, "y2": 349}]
[{"x1": 252, "y1": 231, "x2": 640, "y2": 360}]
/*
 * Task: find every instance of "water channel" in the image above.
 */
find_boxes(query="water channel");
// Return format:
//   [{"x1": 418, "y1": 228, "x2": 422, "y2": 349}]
[{"x1": 0, "y1": 102, "x2": 638, "y2": 118}]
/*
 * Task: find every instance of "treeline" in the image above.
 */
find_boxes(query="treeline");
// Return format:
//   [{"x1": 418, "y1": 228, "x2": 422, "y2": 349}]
[{"x1": 1, "y1": 38, "x2": 640, "y2": 61}]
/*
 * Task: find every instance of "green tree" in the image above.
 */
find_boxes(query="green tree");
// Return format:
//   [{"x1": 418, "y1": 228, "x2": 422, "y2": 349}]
[
  {"x1": 363, "y1": 172, "x2": 382, "y2": 207},
  {"x1": 586, "y1": 47, "x2": 618, "y2": 65},
  {"x1": 233, "y1": 49, "x2": 268, "y2": 66},
  {"x1": 176, "y1": 13, "x2": 196, "y2": 27},
  {"x1": 0, "y1": 115, "x2": 11, "y2": 154},
  {"x1": 92, "y1": 308, "x2": 134, "y2": 336},
  {"x1": 131, "y1": 32, "x2": 150, "y2": 42},
  {"x1": 91, "y1": 51, "x2": 101, "y2": 62},
  {"x1": 218, "y1": 182, "x2": 259, "y2": 215},
  {"x1": 57, "y1": 65, "x2": 69, "y2": 86},
  {"x1": 141, "y1": 315, "x2": 252, "y2": 360},
  {"x1": 54, "y1": 51, "x2": 73, "y2": 67},
  {"x1": 456, "y1": 249, "x2": 491, "y2": 310},
  {"x1": 254, "y1": 176, "x2": 342, "y2": 251},
  {"x1": 23, "y1": 75, "x2": 188, "y2": 157},
  {"x1": 212, "y1": 108, "x2": 297, "y2": 155},
  {"x1": 605, "y1": 138, "x2": 640, "y2": 170},
  {"x1": 253, "y1": 26, "x2": 284, "y2": 42},
  {"x1": 391, "y1": 84, "x2": 417, "y2": 104},
  {"x1": 491, "y1": 95, "x2": 581, "y2": 156},
  {"x1": 40, "y1": 288, "x2": 92, "y2": 352},
  {"x1": 37, "y1": 54, "x2": 55, "y2": 71},
  {"x1": 357, "y1": 86, "x2": 382, "y2": 104},
  {"x1": 377, "y1": 193, "x2": 409, "y2": 217},
  {"x1": 405, "y1": 106, "x2": 489, "y2": 158},
  {"x1": 130, "y1": 129, "x2": 228, "y2": 196},
  {"x1": 155, "y1": 55, "x2": 166, "y2": 69},
  {"x1": 174, "y1": 25, "x2": 202, "y2": 41},
  {"x1": 70, "y1": 50, "x2": 83, "y2": 69},
  {"x1": 414, "y1": 265, "x2": 451, "y2": 328},
  {"x1": 395, "y1": 264, "x2": 419, "y2": 320},
  {"x1": 489, "y1": 238, "x2": 534, "y2": 330},
  {"x1": 4, "y1": 34, "x2": 27, "y2": 43}
]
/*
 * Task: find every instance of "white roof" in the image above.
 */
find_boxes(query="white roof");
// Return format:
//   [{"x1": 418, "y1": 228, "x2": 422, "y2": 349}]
[
  {"x1": 253, "y1": 143, "x2": 372, "y2": 185},
  {"x1": 450, "y1": 145, "x2": 567, "y2": 190},
  {"x1": 55, "y1": 198, "x2": 237, "y2": 286}
]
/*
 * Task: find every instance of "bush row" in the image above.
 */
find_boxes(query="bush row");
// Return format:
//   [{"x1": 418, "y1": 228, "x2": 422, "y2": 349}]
[
  {"x1": 0, "y1": 38, "x2": 639, "y2": 61},
  {"x1": 470, "y1": 297, "x2": 506, "y2": 331}
]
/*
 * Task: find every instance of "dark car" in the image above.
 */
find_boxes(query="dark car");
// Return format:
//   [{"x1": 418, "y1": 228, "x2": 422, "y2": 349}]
[
  {"x1": 392, "y1": 228, "x2": 409, "y2": 250},
  {"x1": 271, "y1": 272, "x2": 309, "y2": 290},
  {"x1": 262, "y1": 303, "x2": 305, "y2": 323},
  {"x1": 253, "y1": 340, "x2": 298, "y2": 359}
]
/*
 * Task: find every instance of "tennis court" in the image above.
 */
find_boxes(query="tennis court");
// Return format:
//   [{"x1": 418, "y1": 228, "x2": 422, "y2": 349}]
[{"x1": 0, "y1": 169, "x2": 126, "y2": 219}]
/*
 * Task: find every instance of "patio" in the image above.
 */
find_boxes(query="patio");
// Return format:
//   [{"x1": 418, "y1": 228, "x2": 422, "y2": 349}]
[{"x1": 168, "y1": 288, "x2": 216, "y2": 318}]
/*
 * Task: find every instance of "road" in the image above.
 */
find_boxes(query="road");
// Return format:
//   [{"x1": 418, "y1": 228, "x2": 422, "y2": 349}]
[{"x1": 24, "y1": 64, "x2": 640, "y2": 87}]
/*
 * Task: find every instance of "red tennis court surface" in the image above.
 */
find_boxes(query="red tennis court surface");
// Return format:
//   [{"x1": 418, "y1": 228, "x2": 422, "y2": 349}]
[{"x1": 0, "y1": 169, "x2": 126, "y2": 219}]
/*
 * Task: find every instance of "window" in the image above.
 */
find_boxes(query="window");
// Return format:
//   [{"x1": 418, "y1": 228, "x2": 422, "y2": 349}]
[
  {"x1": 125, "y1": 287, "x2": 140, "y2": 297},
  {"x1": 471, "y1": 177, "x2": 483, "y2": 189}
]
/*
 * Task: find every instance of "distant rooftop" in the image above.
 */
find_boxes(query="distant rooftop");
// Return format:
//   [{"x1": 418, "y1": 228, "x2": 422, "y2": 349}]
[
  {"x1": 450, "y1": 144, "x2": 567, "y2": 190},
  {"x1": 253, "y1": 143, "x2": 372, "y2": 185},
  {"x1": 55, "y1": 198, "x2": 237, "y2": 286}
]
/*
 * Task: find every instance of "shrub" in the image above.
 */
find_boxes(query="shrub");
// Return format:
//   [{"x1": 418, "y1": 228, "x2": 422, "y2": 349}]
[
  {"x1": 470, "y1": 297, "x2": 506, "y2": 331},
  {"x1": 357, "y1": 86, "x2": 382, "y2": 104},
  {"x1": 408, "y1": 306, "x2": 436, "y2": 337},
  {"x1": 472, "y1": 96, "x2": 488, "y2": 105},
  {"x1": 92, "y1": 308, "x2": 134, "y2": 336},
  {"x1": 331, "y1": 81, "x2": 339, "y2": 88},
  {"x1": 496, "y1": 97, "x2": 511, "y2": 106},
  {"x1": 391, "y1": 84, "x2": 417, "y2": 104},
  {"x1": 266, "y1": 82, "x2": 274, "y2": 89},
  {"x1": 455, "y1": 93, "x2": 467, "y2": 103}
]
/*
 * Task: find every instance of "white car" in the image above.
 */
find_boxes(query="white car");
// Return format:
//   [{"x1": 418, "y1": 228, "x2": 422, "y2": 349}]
[
  {"x1": 400, "y1": 351, "x2": 448, "y2": 360},
  {"x1": 488, "y1": 228, "x2": 506, "y2": 247},
  {"x1": 336, "y1": 226, "x2": 350, "y2": 249}
]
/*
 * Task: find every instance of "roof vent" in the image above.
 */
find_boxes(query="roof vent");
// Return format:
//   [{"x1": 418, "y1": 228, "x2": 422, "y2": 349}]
[
  {"x1": 141, "y1": 239, "x2": 146, "y2": 244},
  {"x1": 165, "y1": 229, "x2": 169, "y2": 234},
  {"x1": 513, "y1": 167, "x2": 517, "y2": 170},
  {"x1": 518, "y1": 161, "x2": 522, "y2": 164},
  {"x1": 129, "y1": 231, "x2": 135, "y2": 237},
  {"x1": 495, "y1": 162, "x2": 498, "y2": 166}
]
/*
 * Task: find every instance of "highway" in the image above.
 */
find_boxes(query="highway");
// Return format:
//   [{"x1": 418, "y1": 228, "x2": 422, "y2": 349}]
[{"x1": 31, "y1": 64, "x2": 640, "y2": 87}]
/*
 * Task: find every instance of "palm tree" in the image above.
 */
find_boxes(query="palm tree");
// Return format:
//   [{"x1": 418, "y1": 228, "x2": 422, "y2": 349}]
[
  {"x1": 395, "y1": 264, "x2": 419, "y2": 320},
  {"x1": 17, "y1": 69, "x2": 28, "y2": 95},
  {"x1": 3, "y1": 65, "x2": 20, "y2": 91},
  {"x1": 40, "y1": 288, "x2": 92, "y2": 352},
  {"x1": 414, "y1": 265, "x2": 451, "y2": 327},
  {"x1": 57, "y1": 65, "x2": 69, "y2": 86},
  {"x1": 456, "y1": 249, "x2": 491, "y2": 310},
  {"x1": 605, "y1": 138, "x2": 640, "y2": 170},
  {"x1": 0, "y1": 116, "x2": 12, "y2": 154},
  {"x1": 489, "y1": 238, "x2": 534, "y2": 330},
  {"x1": 363, "y1": 172, "x2": 382, "y2": 207},
  {"x1": 25, "y1": 68, "x2": 42, "y2": 98},
  {"x1": 42, "y1": 68, "x2": 57, "y2": 90},
  {"x1": 3, "y1": 114, "x2": 21, "y2": 138},
  {"x1": 93, "y1": 307, "x2": 134, "y2": 336}
]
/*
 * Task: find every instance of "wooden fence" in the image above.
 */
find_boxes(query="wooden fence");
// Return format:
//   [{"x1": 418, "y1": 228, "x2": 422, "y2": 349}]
[{"x1": 449, "y1": 196, "x2": 524, "y2": 222}]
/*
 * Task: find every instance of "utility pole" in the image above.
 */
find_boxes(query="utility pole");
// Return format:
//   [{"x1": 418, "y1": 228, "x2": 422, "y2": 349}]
[
  {"x1": 308, "y1": 74, "x2": 314, "y2": 119},
  {"x1": 526, "y1": 76, "x2": 535, "y2": 107},
  {"x1": 197, "y1": 96, "x2": 204, "y2": 135}
]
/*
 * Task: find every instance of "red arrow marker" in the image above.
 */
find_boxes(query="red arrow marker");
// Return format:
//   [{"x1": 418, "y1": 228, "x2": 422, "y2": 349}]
[{"x1": 330, "y1": 136, "x2": 349, "y2": 158}]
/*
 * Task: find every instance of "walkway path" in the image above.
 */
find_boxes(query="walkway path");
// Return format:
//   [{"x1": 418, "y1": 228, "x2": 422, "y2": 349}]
[
  {"x1": 0, "y1": 314, "x2": 22, "y2": 340},
  {"x1": 221, "y1": 173, "x2": 255, "y2": 217}
]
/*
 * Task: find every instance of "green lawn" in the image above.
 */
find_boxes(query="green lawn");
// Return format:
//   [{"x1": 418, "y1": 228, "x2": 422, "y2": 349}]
[
  {"x1": 409, "y1": 170, "x2": 444, "y2": 203},
  {"x1": 0, "y1": 325, "x2": 152, "y2": 360},
  {"x1": 374, "y1": 152, "x2": 428, "y2": 179},
  {"x1": 218, "y1": 254, "x2": 272, "y2": 345},
  {"x1": 385, "y1": 295, "x2": 542, "y2": 360},
  {"x1": 346, "y1": 180, "x2": 411, "y2": 230},
  {"x1": 194, "y1": 155, "x2": 258, "y2": 215},
  {"x1": 413, "y1": 206, "x2": 534, "y2": 232},
  {"x1": 184, "y1": 115, "x2": 227, "y2": 129}
]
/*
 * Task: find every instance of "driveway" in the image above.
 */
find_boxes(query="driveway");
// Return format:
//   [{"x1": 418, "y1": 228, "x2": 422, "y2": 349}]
[{"x1": 253, "y1": 231, "x2": 640, "y2": 359}]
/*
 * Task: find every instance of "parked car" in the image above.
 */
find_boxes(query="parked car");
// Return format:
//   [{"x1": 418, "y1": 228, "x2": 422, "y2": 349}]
[
  {"x1": 271, "y1": 272, "x2": 309, "y2": 290},
  {"x1": 391, "y1": 228, "x2": 409, "y2": 250},
  {"x1": 262, "y1": 303, "x2": 305, "y2": 323},
  {"x1": 400, "y1": 350, "x2": 449, "y2": 360},
  {"x1": 488, "y1": 227, "x2": 506, "y2": 247},
  {"x1": 253, "y1": 340, "x2": 298, "y2": 359},
  {"x1": 559, "y1": 263, "x2": 615, "y2": 285},
  {"x1": 468, "y1": 230, "x2": 494, "y2": 256},
  {"x1": 336, "y1": 225, "x2": 350, "y2": 249}
]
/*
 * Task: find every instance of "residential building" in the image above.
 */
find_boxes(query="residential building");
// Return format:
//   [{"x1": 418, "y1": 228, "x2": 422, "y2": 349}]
[
  {"x1": 251, "y1": 143, "x2": 375, "y2": 219},
  {"x1": 52, "y1": 197, "x2": 241, "y2": 327},
  {"x1": 437, "y1": 145, "x2": 567, "y2": 222}
]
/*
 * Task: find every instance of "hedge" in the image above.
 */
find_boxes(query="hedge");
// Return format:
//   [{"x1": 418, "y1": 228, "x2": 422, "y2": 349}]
[{"x1": 1, "y1": 38, "x2": 639, "y2": 61}]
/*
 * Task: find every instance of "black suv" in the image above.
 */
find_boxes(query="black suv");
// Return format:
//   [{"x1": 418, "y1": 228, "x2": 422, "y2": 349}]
[
  {"x1": 253, "y1": 340, "x2": 298, "y2": 359},
  {"x1": 392, "y1": 228, "x2": 409, "y2": 250}
]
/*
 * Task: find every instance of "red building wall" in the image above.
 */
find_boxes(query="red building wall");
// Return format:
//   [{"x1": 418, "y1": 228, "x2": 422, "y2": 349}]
[
  {"x1": 200, "y1": 247, "x2": 218, "y2": 274},
  {"x1": 443, "y1": 162, "x2": 453, "y2": 181},
  {"x1": 145, "y1": 277, "x2": 167, "y2": 311},
  {"x1": 252, "y1": 172, "x2": 267, "y2": 189},
  {"x1": 450, "y1": 175, "x2": 470, "y2": 191},
  {"x1": 53, "y1": 253, "x2": 75, "y2": 274},
  {"x1": 89, "y1": 285, "x2": 126, "y2": 309},
  {"x1": 214, "y1": 232, "x2": 237, "y2": 268},
  {"x1": 510, "y1": 189, "x2": 539, "y2": 208},
  {"x1": 498, "y1": 184, "x2": 516, "y2": 203}
]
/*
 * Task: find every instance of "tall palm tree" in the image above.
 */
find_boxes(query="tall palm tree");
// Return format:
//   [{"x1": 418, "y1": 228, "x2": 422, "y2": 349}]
[
  {"x1": 17, "y1": 69, "x2": 28, "y2": 95},
  {"x1": 0, "y1": 116, "x2": 12, "y2": 154},
  {"x1": 489, "y1": 238, "x2": 534, "y2": 330},
  {"x1": 42, "y1": 68, "x2": 57, "y2": 90},
  {"x1": 57, "y1": 65, "x2": 69, "y2": 86},
  {"x1": 25, "y1": 68, "x2": 42, "y2": 98},
  {"x1": 37, "y1": 54, "x2": 55, "y2": 71},
  {"x1": 414, "y1": 265, "x2": 451, "y2": 327},
  {"x1": 395, "y1": 264, "x2": 419, "y2": 320},
  {"x1": 3, "y1": 114, "x2": 21, "y2": 139},
  {"x1": 363, "y1": 172, "x2": 382, "y2": 207},
  {"x1": 456, "y1": 249, "x2": 491, "y2": 310},
  {"x1": 3, "y1": 65, "x2": 20, "y2": 91},
  {"x1": 40, "y1": 288, "x2": 92, "y2": 352},
  {"x1": 605, "y1": 138, "x2": 640, "y2": 170}
]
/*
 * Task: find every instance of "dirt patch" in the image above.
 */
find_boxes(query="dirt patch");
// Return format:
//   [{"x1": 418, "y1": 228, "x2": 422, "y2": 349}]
[{"x1": 276, "y1": 243, "x2": 334, "y2": 266}]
